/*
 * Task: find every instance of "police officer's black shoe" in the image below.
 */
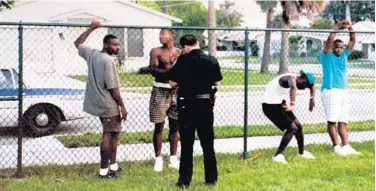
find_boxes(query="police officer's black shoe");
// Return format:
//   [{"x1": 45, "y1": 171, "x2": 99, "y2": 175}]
[
  {"x1": 98, "y1": 173, "x2": 115, "y2": 179},
  {"x1": 205, "y1": 181, "x2": 216, "y2": 186},
  {"x1": 175, "y1": 181, "x2": 190, "y2": 189}
]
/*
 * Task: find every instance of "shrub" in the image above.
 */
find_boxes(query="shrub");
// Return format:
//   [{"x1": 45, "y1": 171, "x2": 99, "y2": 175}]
[{"x1": 348, "y1": 50, "x2": 364, "y2": 60}]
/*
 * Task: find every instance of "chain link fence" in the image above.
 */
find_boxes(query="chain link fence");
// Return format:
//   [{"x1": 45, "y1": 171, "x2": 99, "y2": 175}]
[{"x1": 0, "y1": 23, "x2": 374, "y2": 177}]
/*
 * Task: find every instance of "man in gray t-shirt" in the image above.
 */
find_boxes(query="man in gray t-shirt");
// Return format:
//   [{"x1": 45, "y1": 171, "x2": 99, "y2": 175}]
[{"x1": 74, "y1": 21, "x2": 128, "y2": 178}]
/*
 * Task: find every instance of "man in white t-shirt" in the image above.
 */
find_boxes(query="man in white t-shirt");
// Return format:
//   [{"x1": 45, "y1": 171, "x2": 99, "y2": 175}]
[{"x1": 261, "y1": 71, "x2": 316, "y2": 164}]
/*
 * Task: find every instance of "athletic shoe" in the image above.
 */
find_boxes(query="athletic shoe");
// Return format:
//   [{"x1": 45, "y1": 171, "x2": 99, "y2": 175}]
[
  {"x1": 334, "y1": 145, "x2": 347, "y2": 156},
  {"x1": 168, "y1": 155, "x2": 180, "y2": 170},
  {"x1": 342, "y1": 144, "x2": 361, "y2": 155},
  {"x1": 272, "y1": 154, "x2": 288, "y2": 164},
  {"x1": 154, "y1": 156, "x2": 163, "y2": 172},
  {"x1": 298, "y1": 150, "x2": 316, "y2": 159},
  {"x1": 108, "y1": 167, "x2": 122, "y2": 178}
]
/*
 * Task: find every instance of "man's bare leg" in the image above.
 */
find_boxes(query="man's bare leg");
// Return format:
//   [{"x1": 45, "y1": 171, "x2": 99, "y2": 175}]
[
  {"x1": 153, "y1": 122, "x2": 165, "y2": 157},
  {"x1": 168, "y1": 117, "x2": 179, "y2": 156},
  {"x1": 327, "y1": 121, "x2": 339, "y2": 146},
  {"x1": 338, "y1": 122, "x2": 349, "y2": 145},
  {"x1": 153, "y1": 122, "x2": 165, "y2": 172}
]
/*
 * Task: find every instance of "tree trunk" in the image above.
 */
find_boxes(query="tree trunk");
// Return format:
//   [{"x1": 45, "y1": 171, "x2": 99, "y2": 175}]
[
  {"x1": 279, "y1": 22, "x2": 289, "y2": 74},
  {"x1": 208, "y1": 0, "x2": 217, "y2": 56},
  {"x1": 260, "y1": 8, "x2": 274, "y2": 73}
]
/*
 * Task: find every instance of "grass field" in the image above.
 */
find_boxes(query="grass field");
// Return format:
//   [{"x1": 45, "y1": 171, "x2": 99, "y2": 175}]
[
  {"x1": 71, "y1": 69, "x2": 375, "y2": 88},
  {"x1": 56, "y1": 120, "x2": 374, "y2": 148},
  {"x1": 0, "y1": 141, "x2": 374, "y2": 191}
]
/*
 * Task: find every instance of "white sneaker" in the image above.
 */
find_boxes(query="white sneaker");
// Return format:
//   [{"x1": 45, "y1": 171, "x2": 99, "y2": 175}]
[
  {"x1": 168, "y1": 155, "x2": 180, "y2": 170},
  {"x1": 154, "y1": 156, "x2": 163, "y2": 172},
  {"x1": 334, "y1": 145, "x2": 347, "y2": 156},
  {"x1": 342, "y1": 145, "x2": 361, "y2": 155},
  {"x1": 272, "y1": 154, "x2": 288, "y2": 164},
  {"x1": 298, "y1": 150, "x2": 316, "y2": 159}
]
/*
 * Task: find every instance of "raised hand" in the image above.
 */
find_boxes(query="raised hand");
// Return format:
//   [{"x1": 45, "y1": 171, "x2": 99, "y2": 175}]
[{"x1": 90, "y1": 20, "x2": 101, "y2": 30}]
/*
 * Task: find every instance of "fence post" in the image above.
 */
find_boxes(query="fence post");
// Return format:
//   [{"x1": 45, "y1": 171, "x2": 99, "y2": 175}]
[
  {"x1": 16, "y1": 21, "x2": 24, "y2": 178},
  {"x1": 243, "y1": 28, "x2": 249, "y2": 160}
]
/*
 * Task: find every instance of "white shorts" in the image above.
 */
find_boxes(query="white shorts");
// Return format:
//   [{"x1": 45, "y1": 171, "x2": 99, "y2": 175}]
[{"x1": 321, "y1": 88, "x2": 349, "y2": 123}]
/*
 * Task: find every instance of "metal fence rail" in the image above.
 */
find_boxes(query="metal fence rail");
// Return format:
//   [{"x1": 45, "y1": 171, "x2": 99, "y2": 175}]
[{"x1": 0, "y1": 22, "x2": 374, "y2": 178}]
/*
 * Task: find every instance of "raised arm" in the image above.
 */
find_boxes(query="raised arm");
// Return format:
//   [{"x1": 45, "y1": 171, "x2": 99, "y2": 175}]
[
  {"x1": 323, "y1": 21, "x2": 343, "y2": 54},
  {"x1": 149, "y1": 48, "x2": 169, "y2": 77},
  {"x1": 74, "y1": 21, "x2": 100, "y2": 48},
  {"x1": 347, "y1": 22, "x2": 356, "y2": 51}
]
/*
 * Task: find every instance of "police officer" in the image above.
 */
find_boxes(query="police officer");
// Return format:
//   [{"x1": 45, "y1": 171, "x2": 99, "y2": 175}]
[{"x1": 169, "y1": 34, "x2": 223, "y2": 188}]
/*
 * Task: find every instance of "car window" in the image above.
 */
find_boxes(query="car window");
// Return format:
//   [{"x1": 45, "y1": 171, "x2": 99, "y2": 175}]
[
  {"x1": 0, "y1": 69, "x2": 14, "y2": 89},
  {"x1": 11, "y1": 69, "x2": 19, "y2": 87}
]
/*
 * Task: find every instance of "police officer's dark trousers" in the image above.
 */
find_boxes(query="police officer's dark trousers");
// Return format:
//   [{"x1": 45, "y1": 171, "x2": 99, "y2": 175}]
[{"x1": 177, "y1": 98, "x2": 218, "y2": 185}]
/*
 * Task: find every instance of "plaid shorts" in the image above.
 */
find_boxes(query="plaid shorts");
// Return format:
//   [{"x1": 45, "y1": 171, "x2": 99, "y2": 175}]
[{"x1": 149, "y1": 86, "x2": 178, "y2": 123}]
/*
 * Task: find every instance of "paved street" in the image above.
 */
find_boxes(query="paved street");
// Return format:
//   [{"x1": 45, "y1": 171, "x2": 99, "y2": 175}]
[{"x1": 57, "y1": 88, "x2": 375, "y2": 134}]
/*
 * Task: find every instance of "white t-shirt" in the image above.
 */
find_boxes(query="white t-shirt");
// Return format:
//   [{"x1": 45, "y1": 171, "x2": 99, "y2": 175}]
[{"x1": 262, "y1": 73, "x2": 295, "y2": 104}]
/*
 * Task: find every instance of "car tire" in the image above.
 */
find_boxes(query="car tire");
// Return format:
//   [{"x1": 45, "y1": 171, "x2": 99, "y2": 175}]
[{"x1": 23, "y1": 104, "x2": 61, "y2": 137}]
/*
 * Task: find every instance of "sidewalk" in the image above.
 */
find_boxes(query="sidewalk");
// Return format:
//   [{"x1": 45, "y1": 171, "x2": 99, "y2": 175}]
[{"x1": 0, "y1": 131, "x2": 374, "y2": 169}]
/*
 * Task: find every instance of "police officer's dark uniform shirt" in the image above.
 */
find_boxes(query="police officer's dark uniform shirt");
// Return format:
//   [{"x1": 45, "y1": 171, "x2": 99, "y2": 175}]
[{"x1": 169, "y1": 49, "x2": 222, "y2": 96}]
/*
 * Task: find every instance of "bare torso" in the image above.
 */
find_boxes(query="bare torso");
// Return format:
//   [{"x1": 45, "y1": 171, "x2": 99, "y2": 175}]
[{"x1": 150, "y1": 46, "x2": 182, "y2": 83}]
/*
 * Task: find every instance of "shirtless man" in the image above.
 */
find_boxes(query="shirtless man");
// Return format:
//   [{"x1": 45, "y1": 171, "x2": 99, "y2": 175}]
[{"x1": 149, "y1": 28, "x2": 182, "y2": 172}]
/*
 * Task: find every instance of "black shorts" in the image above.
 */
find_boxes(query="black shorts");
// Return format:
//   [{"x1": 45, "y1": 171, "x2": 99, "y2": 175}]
[{"x1": 262, "y1": 102, "x2": 297, "y2": 131}]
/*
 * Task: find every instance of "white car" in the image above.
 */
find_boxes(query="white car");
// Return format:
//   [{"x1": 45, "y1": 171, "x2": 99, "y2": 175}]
[{"x1": 0, "y1": 67, "x2": 89, "y2": 136}]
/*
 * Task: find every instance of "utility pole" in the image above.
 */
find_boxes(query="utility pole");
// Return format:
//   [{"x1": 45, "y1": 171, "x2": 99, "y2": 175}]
[
  {"x1": 208, "y1": 0, "x2": 216, "y2": 56},
  {"x1": 163, "y1": 0, "x2": 168, "y2": 14}
]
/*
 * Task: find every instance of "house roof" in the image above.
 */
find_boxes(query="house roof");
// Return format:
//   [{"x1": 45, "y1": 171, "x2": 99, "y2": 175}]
[
  {"x1": 11, "y1": 0, "x2": 182, "y2": 24},
  {"x1": 353, "y1": 21, "x2": 375, "y2": 32},
  {"x1": 49, "y1": 9, "x2": 108, "y2": 22}
]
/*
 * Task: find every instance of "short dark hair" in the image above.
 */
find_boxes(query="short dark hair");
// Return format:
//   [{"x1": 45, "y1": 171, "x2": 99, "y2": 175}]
[
  {"x1": 334, "y1": 39, "x2": 344, "y2": 46},
  {"x1": 161, "y1": 28, "x2": 174, "y2": 35},
  {"x1": 179, "y1": 34, "x2": 197, "y2": 47},
  {"x1": 103, "y1": 34, "x2": 118, "y2": 44}
]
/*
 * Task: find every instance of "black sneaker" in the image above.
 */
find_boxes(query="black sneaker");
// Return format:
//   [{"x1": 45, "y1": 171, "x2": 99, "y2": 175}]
[
  {"x1": 205, "y1": 181, "x2": 216, "y2": 186},
  {"x1": 175, "y1": 181, "x2": 190, "y2": 189},
  {"x1": 108, "y1": 167, "x2": 122, "y2": 178},
  {"x1": 98, "y1": 173, "x2": 115, "y2": 179}
]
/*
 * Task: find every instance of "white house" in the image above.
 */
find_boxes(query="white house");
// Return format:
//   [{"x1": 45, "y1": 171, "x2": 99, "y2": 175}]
[
  {"x1": 352, "y1": 21, "x2": 375, "y2": 60},
  {"x1": 0, "y1": 1, "x2": 182, "y2": 75}
]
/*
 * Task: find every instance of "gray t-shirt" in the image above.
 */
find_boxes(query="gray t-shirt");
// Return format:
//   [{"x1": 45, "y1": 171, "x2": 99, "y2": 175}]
[{"x1": 78, "y1": 45, "x2": 120, "y2": 117}]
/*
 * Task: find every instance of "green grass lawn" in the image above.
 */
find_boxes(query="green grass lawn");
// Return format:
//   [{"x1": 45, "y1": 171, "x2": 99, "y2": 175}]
[
  {"x1": 1, "y1": 141, "x2": 374, "y2": 191},
  {"x1": 71, "y1": 69, "x2": 374, "y2": 89},
  {"x1": 56, "y1": 120, "x2": 374, "y2": 148}
]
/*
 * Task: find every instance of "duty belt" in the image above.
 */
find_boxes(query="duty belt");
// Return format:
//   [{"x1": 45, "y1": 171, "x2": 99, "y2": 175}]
[{"x1": 180, "y1": 94, "x2": 211, "y2": 100}]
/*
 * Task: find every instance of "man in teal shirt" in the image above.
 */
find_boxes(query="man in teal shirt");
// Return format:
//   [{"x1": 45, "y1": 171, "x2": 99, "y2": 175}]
[{"x1": 319, "y1": 20, "x2": 360, "y2": 156}]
